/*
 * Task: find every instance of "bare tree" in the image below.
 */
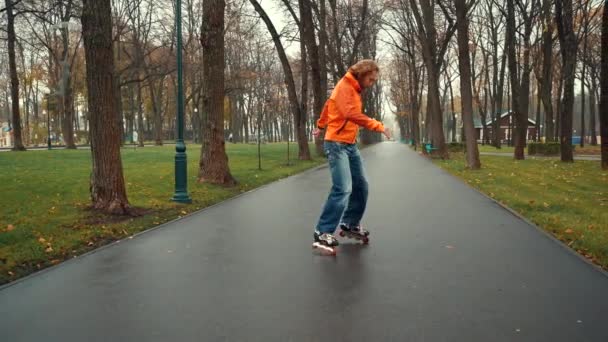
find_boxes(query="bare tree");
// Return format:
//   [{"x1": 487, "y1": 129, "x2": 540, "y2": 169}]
[
  {"x1": 601, "y1": 0, "x2": 607, "y2": 169},
  {"x1": 248, "y1": 0, "x2": 311, "y2": 160},
  {"x1": 555, "y1": 0, "x2": 577, "y2": 162},
  {"x1": 3, "y1": 0, "x2": 26, "y2": 150},
  {"x1": 454, "y1": 0, "x2": 481, "y2": 168},
  {"x1": 408, "y1": 0, "x2": 457, "y2": 158}
]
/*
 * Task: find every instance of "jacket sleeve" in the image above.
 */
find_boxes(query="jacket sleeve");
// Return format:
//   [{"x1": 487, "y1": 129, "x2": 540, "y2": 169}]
[
  {"x1": 335, "y1": 88, "x2": 385, "y2": 132},
  {"x1": 316, "y1": 100, "x2": 329, "y2": 129}
]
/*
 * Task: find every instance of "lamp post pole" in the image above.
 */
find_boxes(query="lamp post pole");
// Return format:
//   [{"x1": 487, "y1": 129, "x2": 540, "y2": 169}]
[{"x1": 171, "y1": 0, "x2": 192, "y2": 204}]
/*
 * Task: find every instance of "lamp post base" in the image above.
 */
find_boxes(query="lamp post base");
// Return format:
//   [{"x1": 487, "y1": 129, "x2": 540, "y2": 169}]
[{"x1": 172, "y1": 141, "x2": 192, "y2": 204}]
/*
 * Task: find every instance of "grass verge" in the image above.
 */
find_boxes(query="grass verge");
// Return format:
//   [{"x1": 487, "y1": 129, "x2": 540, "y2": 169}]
[{"x1": 0, "y1": 143, "x2": 324, "y2": 284}]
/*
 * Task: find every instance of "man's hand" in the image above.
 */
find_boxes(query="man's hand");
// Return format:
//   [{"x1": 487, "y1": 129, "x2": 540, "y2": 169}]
[
  {"x1": 383, "y1": 127, "x2": 392, "y2": 140},
  {"x1": 313, "y1": 128, "x2": 322, "y2": 138}
]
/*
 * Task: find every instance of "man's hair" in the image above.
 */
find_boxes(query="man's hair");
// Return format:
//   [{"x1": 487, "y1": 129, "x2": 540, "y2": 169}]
[{"x1": 347, "y1": 59, "x2": 380, "y2": 79}]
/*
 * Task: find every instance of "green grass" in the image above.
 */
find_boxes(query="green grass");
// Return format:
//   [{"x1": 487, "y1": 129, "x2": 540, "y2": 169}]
[
  {"x1": 0, "y1": 143, "x2": 324, "y2": 284},
  {"x1": 435, "y1": 153, "x2": 608, "y2": 270},
  {"x1": 477, "y1": 145, "x2": 517, "y2": 154}
]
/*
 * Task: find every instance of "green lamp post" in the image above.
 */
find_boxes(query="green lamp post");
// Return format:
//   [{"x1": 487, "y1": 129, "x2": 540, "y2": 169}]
[{"x1": 171, "y1": 0, "x2": 192, "y2": 204}]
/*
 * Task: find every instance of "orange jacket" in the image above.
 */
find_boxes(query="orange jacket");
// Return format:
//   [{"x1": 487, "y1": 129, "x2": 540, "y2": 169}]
[{"x1": 316, "y1": 72, "x2": 384, "y2": 144}]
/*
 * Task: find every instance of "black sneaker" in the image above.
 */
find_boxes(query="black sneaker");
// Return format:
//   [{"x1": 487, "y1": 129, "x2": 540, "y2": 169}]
[
  {"x1": 339, "y1": 224, "x2": 370, "y2": 243},
  {"x1": 312, "y1": 231, "x2": 339, "y2": 254},
  {"x1": 339, "y1": 223, "x2": 370, "y2": 236}
]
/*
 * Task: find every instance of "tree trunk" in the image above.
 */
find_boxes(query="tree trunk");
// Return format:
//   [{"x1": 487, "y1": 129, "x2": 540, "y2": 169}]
[
  {"x1": 535, "y1": 86, "x2": 541, "y2": 141},
  {"x1": 556, "y1": 0, "x2": 576, "y2": 162},
  {"x1": 6, "y1": 0, "x2": 25, "y2": 151},
  {"x1": 63, "y1": 81, "x2": 76, "y2": 149},
  {"x1": 555, "y1": 75, "x2": 563, "y2": 140},
  {"x1": 590, "y1": 72, "x2": 598, "y2": 146},
  {"x1": 581, "y1": 64, "x2": 586, "y2": 147},
  {"x1": 506, "y1": 0, "x2": 523, "y2": 159},
  {"x1": 59, "y1": 25, "x2": 76, "y2": 149},
  {"x1": 580, "y1": 27, "x2": 588, "y2": 147},
  {"x1": 300, "y1": 0, "x2": 325, "y2": 156},
  {"x1": 136, "y1": 80, "x2": 144, "y2": 147},
  {"x1": 601, "y1": 0, "x2": 608, "y2": 169},
  {"x1": 149, "y1": 79, "x2": 163, "y2": 146},
  {"x1": 199, "y1": 0, "x2": 237, "y2": 186},
  {"x1": 541, "y1": 0, "x2": 555, "y2": 142},
  {"x1": 82, "y1": 0, "x2": 131, "y2": 215},
  {"x1": 494, "y1": 53, "x2": 507, "y2": 148},
  {"x1": 427, "y1": 70, "x2": 447, "y2": 156},
  {"x1": 455, "y1": 0, "x2": 480, "y2": 168}
]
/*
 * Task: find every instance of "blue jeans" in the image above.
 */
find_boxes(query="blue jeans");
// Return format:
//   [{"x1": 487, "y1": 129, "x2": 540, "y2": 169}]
[{"x1": 316, "y1": 141, "x2": 369, "y2": 234}]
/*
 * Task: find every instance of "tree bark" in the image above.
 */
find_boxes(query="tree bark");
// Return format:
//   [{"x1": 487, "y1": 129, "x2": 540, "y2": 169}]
[
  {"x1": 409, "y1": 0, "x2": 455, "y2": 158},
  {"x1": 82, "y1": 0, "x2": 131, "y2": 215},
  {"x1": 535, "y1": 86, "x2": 541, "y2": 141},
  {"x1": 556, "y1": 0, "x2": 576, "y2": 162},
  {"x1": 601, "y1": 0, "x2": 608, "y2": 169},
  {"x1": 149, "y1": 78, "x2": 163, "y2": 146},
  {"x1": 455, "y1": 0, "x2": 480, "y2": 169},
  {"x1": 59, "y1": 20, "x2": 76, "y2": 149},
  {"x1": 590, "y1": 70, "x2": 598, "y2": 145},
  {"x1": 580, "y1": 12, "x2": 589, "y2": 147},
  {"x1": 199, "y1": 0, "x2": 237, "y2": 185},
  {"x1": 300, "y1": 0, "x2": 325, "y2": 156},
  {"x1": 506, "y1": 0, "x2": 522, "y2": 158},
  {"x1": 6, "y1": 0, "x2": 25, "y2": 151},
  {"x1": 541, "y1": 0, "x2": 555, "y2": 142}
]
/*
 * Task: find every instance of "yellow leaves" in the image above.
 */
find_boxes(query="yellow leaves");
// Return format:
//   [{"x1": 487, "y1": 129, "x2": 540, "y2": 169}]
[
  {"x1": 5, "y1": 224, "x2": 15, "y2": 232},
  {"x1": 45, "y1": 246, "x2": 53, "y2": 253},
  {"x1": 543, "y1": 202, "x2": 550, "y2": 208},
  {"x1": 38, "y1": 237, "x2": 46, "y2": 243},
  {"x1": 565, "y1": 228, "x2": 574, "y2": 234},
  {"x1": 180, "y1": 210, "x2": 187, "y2": 215}
]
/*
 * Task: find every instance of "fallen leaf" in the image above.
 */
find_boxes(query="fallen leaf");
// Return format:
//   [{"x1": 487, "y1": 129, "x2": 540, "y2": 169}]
[
  {"x1": 45, "y1": 247, "x2": 53, "y2": 253},
  {"x1": 529, "y1": 200, "x2": 535, "y2": 205},
  {"x1": 565, "y1": 228, "x2": 574, "y2": 234},
  {"x1": 180, "y1": 210, "x2": 187, "y2": 215},
  {"x1": 87, "y1": 241, "x2": 94, "y2": 246},
  {"x1": 38, "y1": 237, "x2": 46, "y2": 243},
  {"x1": 6, "y1": 224, "x2": 15, "y2": 231},
  {"x1": 543, "y1": 202, "x2": 550, "y2": 208},
  {"x1": 8, "y1": 271, "x2": 14, "y2": 276}
]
